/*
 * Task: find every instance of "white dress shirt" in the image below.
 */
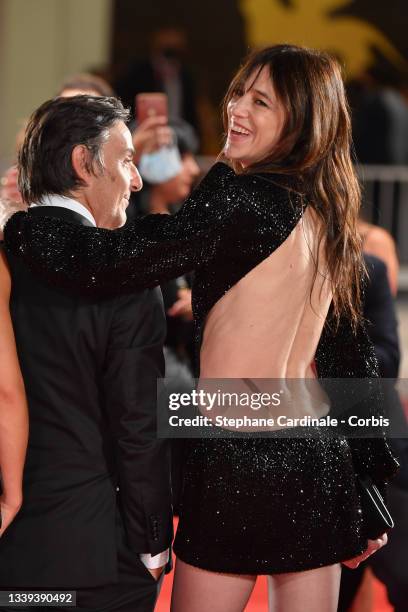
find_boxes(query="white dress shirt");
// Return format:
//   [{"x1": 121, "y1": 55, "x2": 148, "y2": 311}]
[{"x1": 32, "y1": 194, "x2": 170, "y2": 570}]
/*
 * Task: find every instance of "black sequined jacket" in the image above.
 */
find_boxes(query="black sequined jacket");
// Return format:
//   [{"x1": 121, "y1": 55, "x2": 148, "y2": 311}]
[{"x1": 4, "y1": 162, "x2": 399, "y2": 486}]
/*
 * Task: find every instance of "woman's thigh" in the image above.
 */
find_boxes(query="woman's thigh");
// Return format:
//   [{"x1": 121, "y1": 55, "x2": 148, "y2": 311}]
[
  {"x1": 267, "y1": 564, "x2": 341, "y2": 612},
  {"x1": 171, "y1": 558, "x2": 257, "y2": 612}
]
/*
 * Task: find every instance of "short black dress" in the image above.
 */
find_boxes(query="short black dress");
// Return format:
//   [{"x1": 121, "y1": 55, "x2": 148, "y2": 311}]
[{"x1": 4, "y1": 162, "x2": 399, "y2": 574}]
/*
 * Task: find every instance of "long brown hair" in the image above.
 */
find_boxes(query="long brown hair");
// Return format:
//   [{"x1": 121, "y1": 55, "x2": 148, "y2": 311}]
[{"x1": 221, "y1": 45, "x2": 363, "y2": 330}]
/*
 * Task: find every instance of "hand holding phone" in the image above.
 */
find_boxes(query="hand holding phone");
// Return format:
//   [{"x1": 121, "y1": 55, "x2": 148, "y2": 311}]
[{"x1": 135, "y1": 93, "x2": 168, "y2": 123}]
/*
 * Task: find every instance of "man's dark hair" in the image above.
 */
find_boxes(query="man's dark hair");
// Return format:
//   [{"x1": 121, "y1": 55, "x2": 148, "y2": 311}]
[{"x1": 18, "y1": 95, "x2": 130, "y2": 204}]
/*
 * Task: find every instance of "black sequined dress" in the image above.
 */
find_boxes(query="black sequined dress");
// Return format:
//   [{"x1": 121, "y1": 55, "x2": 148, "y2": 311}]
[{"x1": 4, "y1": 162, "x2": 399, "y2": 574}]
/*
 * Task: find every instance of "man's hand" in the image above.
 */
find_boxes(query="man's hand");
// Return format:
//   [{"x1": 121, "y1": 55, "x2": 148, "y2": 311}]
[
  {"x1": 167, "y1": 288, "x2": 193, "y2": 321},
  {"x1": 0, "y1": 495, "x2": 22, "y2": 537},
  {"x1": 132, "y1": 116, "x2": 173, "y2": 160},
  {"x1": 342, "y1": 532, "x2": 388, "y2": 569},
  {"x1": 147, "y1": 565, "x2": 165, "y2": 581}
]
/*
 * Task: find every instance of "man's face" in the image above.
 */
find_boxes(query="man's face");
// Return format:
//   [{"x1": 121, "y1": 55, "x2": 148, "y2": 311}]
[{"x1": 86, "y1": 121, "x2": 141, "y2": 228}]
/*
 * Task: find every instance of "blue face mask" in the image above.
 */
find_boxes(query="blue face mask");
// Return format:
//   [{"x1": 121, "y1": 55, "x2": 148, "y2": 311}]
[{"x1": 138, "y1": 144, "x2": 182, "y2": 184}]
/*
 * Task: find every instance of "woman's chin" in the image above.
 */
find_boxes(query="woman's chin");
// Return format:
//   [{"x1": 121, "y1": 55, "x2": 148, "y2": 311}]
[{"x1": 223, "y1": 147, "x2": 243, "y2": 163}]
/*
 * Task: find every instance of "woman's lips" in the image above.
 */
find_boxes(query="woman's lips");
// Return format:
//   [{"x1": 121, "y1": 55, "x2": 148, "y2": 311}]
[{"x1": 229, "y1": 129, "x2": 251, "y2": 143}]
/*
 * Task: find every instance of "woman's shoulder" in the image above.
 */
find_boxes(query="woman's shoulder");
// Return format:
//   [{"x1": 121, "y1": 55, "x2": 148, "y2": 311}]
[
  {"x1": 200, "y1": 163, "x2": 303, "y2": 202},
  {"x1": 197, "y1": 162, "x2": 236, "y2": 192},
  {"x1": 192, "y1": 163, "x2": 306, "y2": 232}
]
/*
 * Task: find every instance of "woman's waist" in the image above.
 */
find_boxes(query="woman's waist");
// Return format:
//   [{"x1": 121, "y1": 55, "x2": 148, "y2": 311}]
[{"x1": 199, "y1": 341, "x2": 317, "y2": 379}]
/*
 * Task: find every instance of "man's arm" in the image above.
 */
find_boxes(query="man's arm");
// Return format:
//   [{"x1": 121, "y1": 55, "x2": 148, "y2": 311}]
[
  {"x1": 0, "y1": 250, "x2": 29, "y2": 536},
  {"x1": 103, "y1": 287, "x2": 172, "y2": 565}
]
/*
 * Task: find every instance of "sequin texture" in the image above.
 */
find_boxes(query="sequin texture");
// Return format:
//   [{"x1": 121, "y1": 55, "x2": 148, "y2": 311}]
[{"x1": 4, "y1": 162, "x2": 399, "y2": 574}]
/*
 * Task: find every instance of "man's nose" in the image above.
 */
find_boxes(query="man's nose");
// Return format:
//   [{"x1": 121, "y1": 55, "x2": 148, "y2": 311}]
[{"x1": 131, "y1": 164, "x2": 143, "y2": 192}]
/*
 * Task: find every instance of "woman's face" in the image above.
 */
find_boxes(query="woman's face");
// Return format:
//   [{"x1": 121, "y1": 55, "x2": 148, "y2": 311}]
[{"x1": 224, "y1": 66, "x2": 286, "y2": 167}]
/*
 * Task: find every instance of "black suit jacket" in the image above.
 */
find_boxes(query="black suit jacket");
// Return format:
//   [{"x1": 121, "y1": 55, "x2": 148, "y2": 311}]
[{"x1": 0, "y1": 206, "x2": 172, "y2": 588}]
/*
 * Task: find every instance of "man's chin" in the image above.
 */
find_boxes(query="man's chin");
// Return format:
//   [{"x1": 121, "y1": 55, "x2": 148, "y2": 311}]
[{"x1": 98, "y1": 212, "x2": 127, "y2": 230}]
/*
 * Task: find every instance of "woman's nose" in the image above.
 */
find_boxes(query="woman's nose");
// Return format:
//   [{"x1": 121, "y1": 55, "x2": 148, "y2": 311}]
[{"x1": 231, "y1": 95, "x2": 250, "y2": 117}]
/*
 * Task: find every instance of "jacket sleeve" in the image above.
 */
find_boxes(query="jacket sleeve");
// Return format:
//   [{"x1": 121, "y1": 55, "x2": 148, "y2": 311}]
[
  {"x1": 102, "y1": 286, "x2": 172, "y2": 554},
  {"x1": 3, "y1": 164, "x2": 245, "y2": 297},
  {"x1": 315, "y1": 312, "x2": 399, "y2": 487}
]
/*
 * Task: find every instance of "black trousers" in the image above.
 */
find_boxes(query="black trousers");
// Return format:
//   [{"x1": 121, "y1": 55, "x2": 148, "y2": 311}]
[{"x1": 0, "y1": 538, "x2": 163, "y2": 612}]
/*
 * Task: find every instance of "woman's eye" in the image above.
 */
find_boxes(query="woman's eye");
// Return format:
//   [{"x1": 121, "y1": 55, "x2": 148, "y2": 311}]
[{"x1": 255, "y1": 99, "x2": 268, "y2": 107}]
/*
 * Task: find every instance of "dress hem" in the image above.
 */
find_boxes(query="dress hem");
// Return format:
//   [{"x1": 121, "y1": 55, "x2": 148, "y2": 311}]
[{"x1": 173, "y1": 542, "x2": 367, "y2": 576}]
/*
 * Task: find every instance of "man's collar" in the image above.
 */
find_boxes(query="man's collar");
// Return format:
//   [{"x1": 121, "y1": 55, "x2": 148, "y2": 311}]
[{"x1": 32, "y1": 194, "x2": 97, "y2": 227}]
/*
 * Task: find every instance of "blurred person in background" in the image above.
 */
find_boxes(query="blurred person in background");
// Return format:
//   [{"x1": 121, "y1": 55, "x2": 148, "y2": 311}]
[
  {"x1": 358, "y1": 218, "x2": 399, "y2": 297},
  {"x1": 57, "y1": 72, "x2": 115, "y2": 97},
  {"x1": 349, "y1": 66, "x2": 408, "y2": 165},
  {"x1": 115, "y1": 26, "x2": 200, "y2": 137},
  {"x1": 5, "y1": 45, "x2": 400, "y2": 612},
  {"x1": 0, "y1": 122, "x2": 27, "y2": 229},
  {"x1": 0, "y1": 252, "x2": 28, "y2": 539}
]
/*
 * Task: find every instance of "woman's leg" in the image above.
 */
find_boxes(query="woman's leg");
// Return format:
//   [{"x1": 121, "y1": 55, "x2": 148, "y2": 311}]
[
  {"x1": 267, "y1": 564, "x2": 341, "y2": 612},
  {"x1": 171, "y1": 559, "x2": 257, "y2": 612}
]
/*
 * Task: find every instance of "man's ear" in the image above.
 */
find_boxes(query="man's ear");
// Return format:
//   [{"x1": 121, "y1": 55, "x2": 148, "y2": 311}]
[{"x1": 71, "y1": 145, "x2": 93, "y2": 185}]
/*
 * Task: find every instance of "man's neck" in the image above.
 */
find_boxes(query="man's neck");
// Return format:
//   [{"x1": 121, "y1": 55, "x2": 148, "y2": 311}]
[
  {"x1": 67, "y1": 191, "x2": 98, "y2": 224},
  {"x1": 67, "y1": 191, "x2": 122, "y2": 229}
]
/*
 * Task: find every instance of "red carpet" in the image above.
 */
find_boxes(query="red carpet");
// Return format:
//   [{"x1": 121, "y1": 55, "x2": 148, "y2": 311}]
[{"x1": 155, "y1": 520, "x2": 393, "y2": 611}]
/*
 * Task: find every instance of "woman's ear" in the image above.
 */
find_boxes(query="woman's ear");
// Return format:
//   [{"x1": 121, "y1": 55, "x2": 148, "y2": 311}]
[{"x1": 71, "y1": 145, "x2": 92, "y2": 185}]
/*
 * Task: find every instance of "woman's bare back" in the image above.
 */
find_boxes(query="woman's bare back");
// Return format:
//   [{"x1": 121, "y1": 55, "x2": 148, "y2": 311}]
[{"x1": 200, "y1": 207, "x2": 332, "y2": 379}]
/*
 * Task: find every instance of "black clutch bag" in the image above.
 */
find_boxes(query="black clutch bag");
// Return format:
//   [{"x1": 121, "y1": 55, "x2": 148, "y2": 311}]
[{"x1": 357, "y1": 475, "x2": 394, "y2": 539}]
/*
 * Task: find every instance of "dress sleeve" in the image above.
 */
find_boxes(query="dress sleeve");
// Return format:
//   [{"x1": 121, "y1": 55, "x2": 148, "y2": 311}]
[
  {"x1": 3, "y1": 164, "x2": 244, "y2": 298},
  {"x1": 315, "y1": 312, "x2": 400, "y2": 487}
]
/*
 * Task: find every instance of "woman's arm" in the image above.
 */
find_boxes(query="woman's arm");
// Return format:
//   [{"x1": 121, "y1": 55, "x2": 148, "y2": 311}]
[
  {"x1": 3, "y1": 164, "x2": 248, "y2": 297},
  {"x1": 315, "y1": 312, "x2": 399, "y2": 488},
  {"x1": 0, "y1": 250, "x2": 29, "y2": 536}
]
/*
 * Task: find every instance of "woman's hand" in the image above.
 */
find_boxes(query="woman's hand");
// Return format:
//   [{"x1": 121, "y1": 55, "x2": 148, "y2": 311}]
[
  {"x1": 0, "y1": 495, "x2": 22, "y2": 537},
  {"x1": 132, "y1": 116, "x2": 173, "y2": 160},
  {"x1": 342, "y1": 532, "x2": 388, "y2": 569}
]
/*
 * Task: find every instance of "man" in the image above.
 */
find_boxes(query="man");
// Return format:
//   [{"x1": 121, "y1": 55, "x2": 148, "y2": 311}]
[{"x1": 0, "y1": 96, "x2": 172, "y2": 612}]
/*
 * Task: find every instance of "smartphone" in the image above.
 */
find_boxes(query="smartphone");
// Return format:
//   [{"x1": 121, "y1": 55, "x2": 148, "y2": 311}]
[{"x1": 135, "y1": 93, "x2": 168, "y2": 123}]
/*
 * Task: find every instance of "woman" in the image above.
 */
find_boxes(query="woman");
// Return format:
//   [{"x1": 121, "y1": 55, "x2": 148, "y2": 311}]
[
  {"x1": 0, "y1": 251, "x2": 28, "y2": 538},
  {"x1": 4, "y1": 45, "x2": 398, "y2": 611}
]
